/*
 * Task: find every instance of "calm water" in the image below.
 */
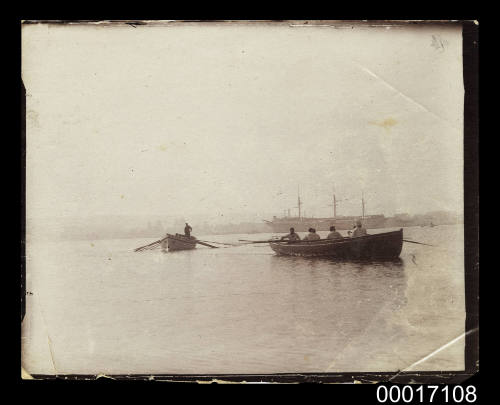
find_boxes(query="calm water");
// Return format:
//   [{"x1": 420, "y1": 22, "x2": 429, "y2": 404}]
[{"x1": 22, "y1": 225, "x2": 465, "y2": 375}]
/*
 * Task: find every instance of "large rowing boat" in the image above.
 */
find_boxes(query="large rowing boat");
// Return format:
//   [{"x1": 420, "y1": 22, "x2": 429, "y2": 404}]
[{"x1": 268, "y1": 229, "x2": 403, "y2": 259}]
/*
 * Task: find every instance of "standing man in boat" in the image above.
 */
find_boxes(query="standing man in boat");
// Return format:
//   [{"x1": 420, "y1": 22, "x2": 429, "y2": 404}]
[
  {"x1": 303, "y1": 228, "x2": 321, "y2": 241},
  {"x1": 184, "y1": 222, "x2": 193, "y2": 238},
  {"x1": 351, "y1": 220, "x2": 368, "y2": 237},
  {"x1": 327, "y1": 226, "x2": 343, "y2": 240},
  {"x1": 280, "y1": 227, "x2": 301, "y2": 241}
]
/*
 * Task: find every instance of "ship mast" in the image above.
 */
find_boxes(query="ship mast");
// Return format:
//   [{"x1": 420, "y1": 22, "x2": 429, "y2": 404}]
[
  {"x1": 327, "y1": 191, "x2": 338, "y2": 218},
  {"x1": 361, "y1": 192, "x2": 366, "y2": 219},
  {"x1": 297, "y1": 188, "x2": 302, "y2": 220}
]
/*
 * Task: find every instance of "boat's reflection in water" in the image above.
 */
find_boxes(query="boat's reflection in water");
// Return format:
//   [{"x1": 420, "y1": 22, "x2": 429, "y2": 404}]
[
  {"x1": 269, "y1": 254, "x2": 407, "y2": 308},
  {"x1": 263, "y1": 253, "x2": 410, "y2": 371},
  {"x1": 269, "y1": 254, "x2": 408, "y2": 319},
  {"x1": 271, "y1": 254, "x2": 405, "y2": 272}
]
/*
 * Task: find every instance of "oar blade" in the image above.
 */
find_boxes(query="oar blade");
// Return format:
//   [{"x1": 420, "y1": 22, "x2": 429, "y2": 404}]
[
  {"x1": 134, "y1": 237, "x2": 166, "y2": 252},
  {"x1": 403, "y1": 239, "x2": 435, "y2": 247}
]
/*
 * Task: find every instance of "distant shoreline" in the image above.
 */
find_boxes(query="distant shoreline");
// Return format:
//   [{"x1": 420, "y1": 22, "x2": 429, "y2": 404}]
[{"x1": 25, "y1": 223, "x2": 463, "y2": 243}]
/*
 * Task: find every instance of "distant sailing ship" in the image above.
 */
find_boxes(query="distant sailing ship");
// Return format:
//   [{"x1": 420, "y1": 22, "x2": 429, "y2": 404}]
[{"x1": 264, "y1": 191, "x2": 387, "y2": 233}]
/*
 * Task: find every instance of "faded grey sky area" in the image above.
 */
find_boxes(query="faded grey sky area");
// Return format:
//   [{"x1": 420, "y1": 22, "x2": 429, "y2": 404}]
[{"x1": 23, "y1": 22, "x2": 463, "y2": 224}]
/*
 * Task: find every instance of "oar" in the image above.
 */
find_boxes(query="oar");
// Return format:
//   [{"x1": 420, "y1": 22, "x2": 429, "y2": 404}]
[
  {"x1": 135, "y1": 240, "x2": 163, "y2": 251},
  {"x1": 238, "y1": 239, "x2": 285, "y2": 244},
  {"x1": 134, "y1": 237, "x2": 166, "y2": 252},
  {"x1": 135, "y1": 243, "x2": 161, "y2": 252},
  {"x1": 198, "y1": 240, "x2": 239, "y2": 246},
  {"x1": 403, "y1": 239, "x2": 435, "y2": 247},
  {"x1": 196, "y1": 240, "x2": 219, "y2": 249}
]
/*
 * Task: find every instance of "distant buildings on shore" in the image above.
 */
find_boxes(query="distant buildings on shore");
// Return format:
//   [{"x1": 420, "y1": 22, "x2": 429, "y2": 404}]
[
  {"x1": 26, "y1": 210, "x2": 463, "y2": 242},
  {"x1": 384, "y1": 211, "x2": 463, "y2": 228}
]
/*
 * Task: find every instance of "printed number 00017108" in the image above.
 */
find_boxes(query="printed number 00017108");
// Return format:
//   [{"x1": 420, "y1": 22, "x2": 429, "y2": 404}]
[{"x1": 376, "y1": 385, "x2": 477, "y2": 403}]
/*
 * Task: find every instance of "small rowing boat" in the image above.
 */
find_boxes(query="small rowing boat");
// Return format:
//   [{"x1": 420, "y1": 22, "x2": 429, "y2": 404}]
[
  {"x1": 268, "y1": 229, "x2": 403, "y2": 259},
  {"x1": 162, "y1": 233, "x2": 198, "y2": 252}
]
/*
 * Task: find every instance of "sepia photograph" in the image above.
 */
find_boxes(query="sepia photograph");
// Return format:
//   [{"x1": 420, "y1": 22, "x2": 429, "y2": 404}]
[{"x1": 21, "y1": 20, "x2": 478, "y2": 382}]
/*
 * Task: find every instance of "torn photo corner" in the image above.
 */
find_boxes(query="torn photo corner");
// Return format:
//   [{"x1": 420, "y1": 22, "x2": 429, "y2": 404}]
[{"x1": 21, "y1": 20, "x2": 478, "y2": 383}]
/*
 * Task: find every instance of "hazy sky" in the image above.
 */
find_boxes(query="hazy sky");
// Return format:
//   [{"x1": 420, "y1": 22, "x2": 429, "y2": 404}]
[{"x1": 23, "y1": 22, "x2": 463, "y2": 222}]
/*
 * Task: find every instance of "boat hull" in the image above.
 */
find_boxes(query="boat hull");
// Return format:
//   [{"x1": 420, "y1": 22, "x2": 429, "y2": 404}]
[
  {"x1": 269, "y1": 229, "x2": 403, "y2": 259},
  {"x1": 164, "y1": 233, "x2": 197, "y2": 252}
]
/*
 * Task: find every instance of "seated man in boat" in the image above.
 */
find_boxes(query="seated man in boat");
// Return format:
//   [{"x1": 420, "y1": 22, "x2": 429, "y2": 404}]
[
  {"x1": 327, "y1": 226, "x2": 343, "y2": 240},
  {"x1": 351, "y1": 220, "x2": 368, "y2": 237},
  {"x1": 303, "y1": 228, "x2": 321, "y2": 241},
  {"x1": 280, "y1": 227, "x2": 301, "y2": 241},
  {"x1": 184, "y1": 222, "x2": 193, "y2": 238}
]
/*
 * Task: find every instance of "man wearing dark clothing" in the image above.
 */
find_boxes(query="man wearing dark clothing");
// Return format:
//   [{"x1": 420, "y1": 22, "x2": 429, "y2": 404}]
[
  {"x1": 184, "y1": 223, "x2": 193, "y2": 237},
  {"x1": 327, "y1": 226, "x2": 343, "y2": 240},
  {"x1": 281, "y1": 227, "x2": 301, "y2": 241}
]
